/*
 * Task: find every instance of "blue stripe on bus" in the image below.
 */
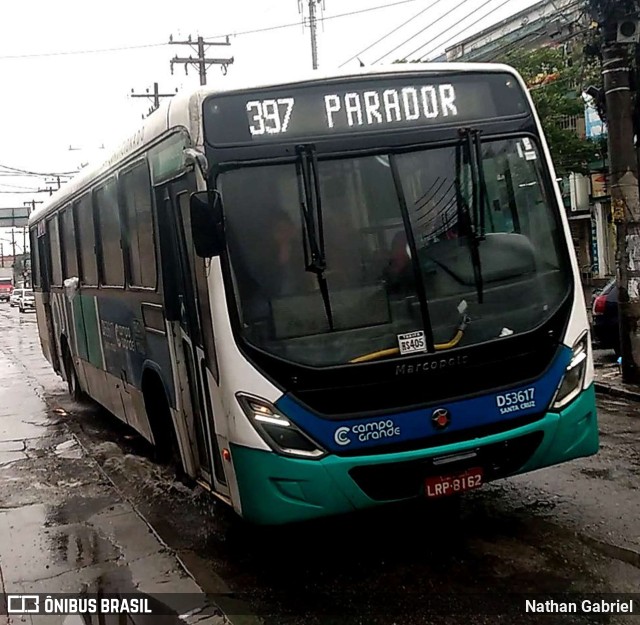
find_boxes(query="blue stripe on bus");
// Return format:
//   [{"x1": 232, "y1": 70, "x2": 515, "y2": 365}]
[{"x1": 275, "y1": 346, "x2": 572, "y2": 453}]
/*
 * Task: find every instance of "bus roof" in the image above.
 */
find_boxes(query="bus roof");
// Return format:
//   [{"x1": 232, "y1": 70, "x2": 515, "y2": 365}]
[{"x1": 29, "y1": 62, "x2": 519, "y2": 226}]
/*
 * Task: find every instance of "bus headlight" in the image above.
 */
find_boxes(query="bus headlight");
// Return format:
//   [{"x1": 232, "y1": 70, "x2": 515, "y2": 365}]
[
  {"x1": 551, "y1": 333, "x2": 589, "y2": 410},
  {"x1": 236, "y1": 394, "x2": 326, "y2": 459}
]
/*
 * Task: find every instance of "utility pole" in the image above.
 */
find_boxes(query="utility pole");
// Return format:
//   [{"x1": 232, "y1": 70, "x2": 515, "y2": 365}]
[
  {"x1": 10, "y1": 229, "x2": 16, "y2": 263},
  {"x1": 299, "y1": 0, "x2": 324, "y2": 69},
  {"x1": 23, "y1": 200, "x2": 42, "y2": 266},
  {"x1": 37, "y1": 176, "x2": 70, "y2": 196},
  {"x1": 588, "y1": 0, "x2": 640, "y2": 383},
  {"x1": 169, "y1": 35, "x2": 234, "y2": 86},
  {"x1": 605, "y1": 43, "x2": 640, "y2": 383},
  {"x1": 24, "y1": 199, "x2": 42, "y2": 215},
  {"x1": 131, "y1": 82, "x2": 178, "y2": 118}
]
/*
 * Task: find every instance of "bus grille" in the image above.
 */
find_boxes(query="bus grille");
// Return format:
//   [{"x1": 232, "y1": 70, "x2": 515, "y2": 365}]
[{"x1": 348, "y1": 431, "x2": 544, "y2": 501}]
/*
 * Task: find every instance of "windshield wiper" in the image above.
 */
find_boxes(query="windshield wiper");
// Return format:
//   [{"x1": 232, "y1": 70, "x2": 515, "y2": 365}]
[
  {"x1": 456, "y1": 128, "x2": 484, "y2": 304},
  {"x1": 295, "y1": 144, "x2": 334, "y2": 331}
]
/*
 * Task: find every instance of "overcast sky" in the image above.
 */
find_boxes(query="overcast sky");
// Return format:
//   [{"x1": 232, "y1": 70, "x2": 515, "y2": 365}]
[{"x1": 0, "y1": 0, "x2": 540, "y2": 252}]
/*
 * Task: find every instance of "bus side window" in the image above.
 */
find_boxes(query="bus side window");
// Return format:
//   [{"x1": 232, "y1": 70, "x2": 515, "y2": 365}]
[
  {"x1": 121, "y1": 162, "x2": 157, "y2": 289},
  {"x1": 95, "y1": 178, "x2": 125, "y2": 287},
  {"x1": 47, "y1": 216, "x2": 63, "y2": 287},
  {"x1": 30, "y1": 228, "x2": 40, "y2": 288},
  {"x1": 60, "y1": 207, "x2": 79, "y2": 279},
  {"x1": 76, "y1": 195, "x2": 99, "y2": 286}
]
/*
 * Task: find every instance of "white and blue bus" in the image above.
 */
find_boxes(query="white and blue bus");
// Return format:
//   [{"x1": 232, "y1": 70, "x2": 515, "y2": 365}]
[{"x1": 30, "y1": 64, "x2": 598, "y2": 524}]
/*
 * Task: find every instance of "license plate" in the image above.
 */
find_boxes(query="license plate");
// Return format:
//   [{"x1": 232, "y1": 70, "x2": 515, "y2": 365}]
[{"x1": 424, "y1": 467, "x2": 483, "y2": 498}]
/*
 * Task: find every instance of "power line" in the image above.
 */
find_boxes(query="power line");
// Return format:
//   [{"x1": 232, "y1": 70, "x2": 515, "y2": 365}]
[
  {"x1": 406, "y1": 0, "x2": 513, "y2": 61},
  {"x1": 0, "y1": 164, "x2": 78, "y2": 177},
  {"x1": 339, "y1": 0, "x2": 445, "y2": 68},
  {"x1": 0, "y1": 41, "x2": 166, "y2": 60},
  {"x1": 405, "y1": 0, "x2": 582, "y2": 64},
  {"x1": 0, "y1": 183, "x2": 41, "y2": 191},
  {"x1": 484, "y1": 27, "x2": 549, "y2": 61},
  {"x1": 466, "y1": 1, "x2": 582, "y2": 62},
  {"x1": 484, "y1": 17, "x2": 584, "y2": 62},
  {"x1": 372, "y1": 0, "x2": 472, "y2": 64},
  {"x1": 0, "y1": 0, "x2": 426, "y2": 61},
  {"x1": 0, "y1": 190, "x2": 43, "y2": 194}
]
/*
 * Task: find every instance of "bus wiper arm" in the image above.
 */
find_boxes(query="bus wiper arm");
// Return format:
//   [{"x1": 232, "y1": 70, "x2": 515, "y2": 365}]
[
  {"x1": 456, "y1": 129, "x2": 484, "y2": 304},
  {"x1": 295, "y1": 144, "x2": 334, "y2": 331},
  {"x1": 472, "y1": 128, "x2": 490, "y2": 239}
]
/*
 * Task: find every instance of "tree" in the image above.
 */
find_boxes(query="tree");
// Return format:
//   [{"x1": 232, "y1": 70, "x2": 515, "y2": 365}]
[{"x1": 501, "y1": 46, "x2": 602, "y2": 174}]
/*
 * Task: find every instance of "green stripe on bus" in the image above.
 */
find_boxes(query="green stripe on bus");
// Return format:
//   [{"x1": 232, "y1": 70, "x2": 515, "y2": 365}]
[
  {"x1": 72, "y1": 295, "x2": 88, "y2": 361},
  {"x1": 80, "y1": 294, "x2": 102, "y2": 368}
]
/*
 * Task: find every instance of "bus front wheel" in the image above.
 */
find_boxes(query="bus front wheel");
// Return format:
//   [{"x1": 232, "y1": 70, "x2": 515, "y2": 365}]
[{"x1": 142, "y1": 373, "x2": 183, "y2": 475}]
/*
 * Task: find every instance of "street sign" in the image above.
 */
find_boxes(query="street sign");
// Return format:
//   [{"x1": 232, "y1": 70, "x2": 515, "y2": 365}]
[
  {"x1": 591, "y1": 172, "x2": 609, "y2": 199},
  {"x1": 0, "y1": 207, "x2": 29, "y2": 228}
]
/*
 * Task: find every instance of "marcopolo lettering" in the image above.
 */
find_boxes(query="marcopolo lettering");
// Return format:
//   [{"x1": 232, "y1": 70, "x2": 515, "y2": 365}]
[
  {"x1": 395, "y1": 354, "x2": 469, "y2": 376},
  {"x1": 324, "y1": 84, "x2": 458, "y2": 129}
]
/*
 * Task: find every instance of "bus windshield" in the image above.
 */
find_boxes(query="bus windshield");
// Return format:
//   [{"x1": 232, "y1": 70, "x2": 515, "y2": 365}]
[{"x1": 219, "y1": 137, "x2": 570, "y2": 367}]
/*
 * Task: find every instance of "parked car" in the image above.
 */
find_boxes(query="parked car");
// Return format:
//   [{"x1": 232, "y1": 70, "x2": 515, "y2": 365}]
[
  {"x1": 9, "y1": 289, "x2": 25, "y2": 307},
  {"x1": 0, "y1": 280, "x2": 12, "y2": 302},
  {"x1": 592, "y1": 278, "x2": 619, "y2": 354},
  {"x1": 17, "y1": 289, "x2": 35, "y2": 313}
]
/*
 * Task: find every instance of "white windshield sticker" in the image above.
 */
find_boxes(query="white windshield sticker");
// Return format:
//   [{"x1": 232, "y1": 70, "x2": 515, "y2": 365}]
[{"x1": 398, "y1": 331, "x2": 427, "y2": 355}]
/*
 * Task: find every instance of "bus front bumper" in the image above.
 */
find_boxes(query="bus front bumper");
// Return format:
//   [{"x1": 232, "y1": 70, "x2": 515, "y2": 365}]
[{"x1": 231, "y1": 385, "x2": 598, "y2": 525}]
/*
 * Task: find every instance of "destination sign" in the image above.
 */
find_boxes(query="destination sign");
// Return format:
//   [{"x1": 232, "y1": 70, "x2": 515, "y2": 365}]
[{"x1": 204, "y1": 72, "x2": 528, "y2": 146}]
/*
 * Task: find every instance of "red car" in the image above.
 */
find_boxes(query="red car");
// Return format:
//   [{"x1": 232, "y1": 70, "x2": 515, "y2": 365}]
[
  {"x1": 0, "y1": 280, "x2": 13, "y2": 303},
  {"x1": 592, "y1": 278, "x2": 619, "y2": 354}
]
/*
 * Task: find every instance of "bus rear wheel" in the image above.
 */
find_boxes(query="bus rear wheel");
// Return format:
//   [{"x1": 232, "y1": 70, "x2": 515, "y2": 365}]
[{"x1": 62, "y1": 342, "x2": 83, "y2": 402}]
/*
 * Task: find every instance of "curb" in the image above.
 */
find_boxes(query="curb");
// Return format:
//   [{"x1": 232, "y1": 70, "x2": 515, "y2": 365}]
[{"x1": 594, "y1": 381, "x2": 640, "y2": 402}]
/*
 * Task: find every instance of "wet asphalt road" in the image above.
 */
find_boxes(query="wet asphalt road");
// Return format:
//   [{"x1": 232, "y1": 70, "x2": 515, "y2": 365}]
[{"x1": 0, "y1": 305, "x2": 639, "y2": 625}]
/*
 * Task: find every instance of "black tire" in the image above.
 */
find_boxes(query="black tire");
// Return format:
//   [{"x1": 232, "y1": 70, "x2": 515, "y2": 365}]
[
  {"x1": 63, "y1": 344, "x2": 83, "y2": 401},
  {"x1": 143, "y1": 375, "x2": 183, "y2": 474},
  {"x1": 18, "y1": 306, "x2": 24, "y2": 314}
]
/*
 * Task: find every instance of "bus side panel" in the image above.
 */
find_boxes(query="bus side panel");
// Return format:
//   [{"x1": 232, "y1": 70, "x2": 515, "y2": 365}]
[
  {"x1": 96, "y1": 294, "x2": 175, "y2": 404},
  {"x1": 72, "y1": 290, "x2": 175, "y2": 443},
  {"x1": 34, "y1": 292, "x2": 54, "y2": 367}
]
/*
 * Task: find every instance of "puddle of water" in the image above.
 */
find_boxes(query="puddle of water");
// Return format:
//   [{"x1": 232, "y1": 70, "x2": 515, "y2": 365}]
[{"x1": 0, "y1": 497, "x2": 123, "y2": 584}]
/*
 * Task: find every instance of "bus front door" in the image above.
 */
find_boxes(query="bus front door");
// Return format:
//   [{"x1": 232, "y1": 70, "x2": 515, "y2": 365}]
[
  {"x1": 37, "y1": 229, "x2": 60, "y2": 372},
  {"x1": 156, "y1": 176, "x2": 229, "y2": 498}
]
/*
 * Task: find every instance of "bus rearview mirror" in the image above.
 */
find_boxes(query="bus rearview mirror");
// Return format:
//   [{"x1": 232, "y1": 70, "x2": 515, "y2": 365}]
[{"x1": 190, "y1": 191, "x2": 224, "y2": 258}]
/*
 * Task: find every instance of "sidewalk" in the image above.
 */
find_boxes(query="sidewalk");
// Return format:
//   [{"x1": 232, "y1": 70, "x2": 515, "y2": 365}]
[{"x1": 0, "y1": 345, "x2": 221, "y2": 625}]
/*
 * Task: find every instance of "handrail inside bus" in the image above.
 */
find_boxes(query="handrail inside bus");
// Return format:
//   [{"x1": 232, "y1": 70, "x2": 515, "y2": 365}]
[{"x1": 349, "y1": 317, "x2": 468, "y2": 364}]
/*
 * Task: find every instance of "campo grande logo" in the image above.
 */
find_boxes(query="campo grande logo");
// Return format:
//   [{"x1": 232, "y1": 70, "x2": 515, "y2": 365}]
[{"x1": 333, "y1": 420, "x2": 401, "y2": 446}]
